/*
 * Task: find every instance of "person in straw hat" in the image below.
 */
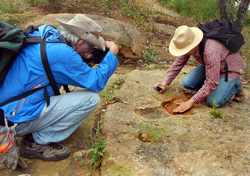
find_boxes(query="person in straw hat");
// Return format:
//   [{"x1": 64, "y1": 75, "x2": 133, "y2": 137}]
[
  {"x1": 154, "y1": 25, "x2": 245, "y2": 114},
  {"x1": 0, "y1": 14, "x2": 119, "y2": 161}
]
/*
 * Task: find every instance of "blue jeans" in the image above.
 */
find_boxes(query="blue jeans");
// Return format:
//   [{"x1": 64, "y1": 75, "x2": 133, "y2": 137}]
[
  {"x1": 15, "y1": 91, "x2": 100, "y2": 144},
  {"x1": 182, "y1": 64, "x2": 241, "y2": 107}
]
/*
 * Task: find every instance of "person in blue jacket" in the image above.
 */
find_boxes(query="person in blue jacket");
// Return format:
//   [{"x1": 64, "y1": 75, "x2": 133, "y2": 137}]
[{"x1": 0, "y1": 14, "x2": 119, "y2": 161}]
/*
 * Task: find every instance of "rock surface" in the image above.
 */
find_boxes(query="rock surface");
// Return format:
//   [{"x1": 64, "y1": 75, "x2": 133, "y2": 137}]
[
  {"x1": 101, "y1": 68, "x2": 250, "y2": 176},
  {"x1": 26, "y1": 13, "x2": 146, "y2": 62},
  {"x1": 1, "y1": 68, "x2": 250, "y2": 176}
]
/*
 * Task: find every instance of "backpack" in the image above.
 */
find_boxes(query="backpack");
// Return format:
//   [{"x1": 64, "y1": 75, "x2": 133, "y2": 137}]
[{"x1": 198, "y1": 19, "x2": 245, "y2": 81}]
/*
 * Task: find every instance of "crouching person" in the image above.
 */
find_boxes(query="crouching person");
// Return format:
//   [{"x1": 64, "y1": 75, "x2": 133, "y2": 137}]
[
  {"x1": 155, "y1": 25, "x2": 245, "y2": 114},
  {"x1": 0, "y1": 14, "x2": 119, "y2": 161}
]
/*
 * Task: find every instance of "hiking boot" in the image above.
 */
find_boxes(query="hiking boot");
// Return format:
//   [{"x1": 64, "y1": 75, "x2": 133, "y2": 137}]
[{"x1": 20, "y1": 135, "x2": 70, "y2": 161}]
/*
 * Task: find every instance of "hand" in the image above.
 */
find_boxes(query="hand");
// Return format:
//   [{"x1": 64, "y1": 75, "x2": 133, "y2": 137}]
[
  {"x1": 105, "y1": 41, "x2": 119, "y2": 55},
  {"x1": 173, "y1": 98, "x2": 194, "y2": 114},
  {"x1": 154, "y1": 81, "x2": 168, "y2": 94}
]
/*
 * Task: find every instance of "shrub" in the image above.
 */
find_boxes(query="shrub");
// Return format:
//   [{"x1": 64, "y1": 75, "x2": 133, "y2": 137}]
[{"x1": 209, "y1": 102, "x2": 223, "y2": 119}]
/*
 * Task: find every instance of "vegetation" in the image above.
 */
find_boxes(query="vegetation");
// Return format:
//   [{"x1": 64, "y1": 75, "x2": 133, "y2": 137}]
[
  {"x1": 0, "y1": 0, "x2": 23, "y2": 13},
  {"x1": 160, "y1": 0, "x2": 249, "y2": 25},
  {"x1": 246, "y1": 12, "x2": 250, "y2": 25},
  {"x1": 100, "y1": 88, "x2": 114, "y2": 103},
  {"x1": 100, "y1": 77, "x2": 125, "y2": 104},
  {"x1": 27, "y1": 0, "x2": 49, "y2": 6},
  {"x1": 160, "y1": 0, "x2": 219, "y2": 21},
  {"x1": 0, "y1": 0, "x2": 35, "y2": 25},
  {"x1": 89, "y1": 139, "x2": 107, "y2": 169},
  {"x1": 218, "y1": 0, "x2": 250, "y2": 28},
  {"x1": 209, "y1": 102, "x2": 224, "y2": 119},
  {"x1": 143, "y1": 48, "x2": 159, "y2": 64},
  {"x1": 119, "y1": 0, "x2": 148, "y2": 25},
  {"x1": 100, "y1": 0, "x2": 113, "y2": 14}
]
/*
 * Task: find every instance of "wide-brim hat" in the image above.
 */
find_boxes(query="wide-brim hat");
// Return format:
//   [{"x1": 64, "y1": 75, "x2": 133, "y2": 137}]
[
  {"x1": 169, "y1": 25, "x2": 203, "y2": 57},
  {"x1": 57, "y1": 14, "x2": 106, "y2": 51}
]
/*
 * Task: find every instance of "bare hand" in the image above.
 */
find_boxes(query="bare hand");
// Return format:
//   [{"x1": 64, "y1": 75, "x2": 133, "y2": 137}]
[
  {"x1": 173, "y1": 99, "x2": 194, "y2": 114},
  {"x1": 154, "y1": 82, "x2": 168, "y2": 94},
  {"x1": 105, "y1": 41, "x2": 119, "y2": 55}
]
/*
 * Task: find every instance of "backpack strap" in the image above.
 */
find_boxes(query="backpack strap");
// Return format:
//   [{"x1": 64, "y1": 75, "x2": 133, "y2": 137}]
[
  {"x1": 0, "y1": 109, "x2": 13, "y2": 127},
  {"x1": 224, "y1": 61, "x2": 229, "y2": 82},
  {"x1": 0, "y1": 86, "x2": 46, "y2": 107},
  {"x1": 24, "y1": 25, "x2": 38, "y2": 35},
  {"x1": 0, "y1": 85, "x2": 48, "y2": 126},
  {"x1": 199, "y1": 37, "x2": 206, "y2": 62},
  {"x1": 40, "y1": 39, "x2": 60, "y2": 96}
]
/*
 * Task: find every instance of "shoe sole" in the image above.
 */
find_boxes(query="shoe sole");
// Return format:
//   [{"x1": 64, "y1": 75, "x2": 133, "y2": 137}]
[{"x1": 20, "y1": 150, "x2": 70, "y2": 161}]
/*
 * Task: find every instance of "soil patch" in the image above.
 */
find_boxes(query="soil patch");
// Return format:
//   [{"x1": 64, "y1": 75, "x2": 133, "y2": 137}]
[
  {"x1": 162, "y1": 94, "x2": 193, "y2": 115},
  {"x1": 134, "y1": 107, "x2": 168, "y2": 119}
]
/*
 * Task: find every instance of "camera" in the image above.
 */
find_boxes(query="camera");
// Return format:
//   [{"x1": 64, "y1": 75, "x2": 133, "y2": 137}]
[{"x1": 82, "y1": 47, "x2": 109, "y2": 66}]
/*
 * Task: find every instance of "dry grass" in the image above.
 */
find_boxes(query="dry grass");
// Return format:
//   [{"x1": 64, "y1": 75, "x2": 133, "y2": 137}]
[{"x1": 242, "y1": 26, "x2": 250, "y2": 79}]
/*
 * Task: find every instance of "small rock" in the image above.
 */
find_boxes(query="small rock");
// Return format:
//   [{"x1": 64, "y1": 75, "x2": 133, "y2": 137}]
[
  {"x1": 138, "y1": 132, "x2": 152, "y2": 142},
  {"x1": 73, "y1": 149, "x2": 90, "y2": 161}
]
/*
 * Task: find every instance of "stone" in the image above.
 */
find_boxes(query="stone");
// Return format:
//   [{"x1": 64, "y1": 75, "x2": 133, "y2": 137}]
[
  {"x1": 26, "y1": 13, "x2": 146, "y2": 61},
  {"x1": 73, "y1": 149, "x2": 91, "y2": 161},
  {"x1": 153, "y1": 22, "x2": 176, "y2": 36}
]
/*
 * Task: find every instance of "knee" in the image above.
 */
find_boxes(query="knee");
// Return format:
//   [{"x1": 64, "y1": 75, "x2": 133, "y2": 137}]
[
  {"x1": 206, "y1": 96, "x2": 224, "y2": 108},
  {"x1": 88, "y1": 92, "x2": 100, "y2": 108},
  {"x1": 75, "y1": 92, "x2": 100, "y2": 111},
  {"x1": 182, "y1": 76, "x2": 193, "y2": 90},
  {"x1": 76, "y1": 92, "x2": 100, "y2": 118}
]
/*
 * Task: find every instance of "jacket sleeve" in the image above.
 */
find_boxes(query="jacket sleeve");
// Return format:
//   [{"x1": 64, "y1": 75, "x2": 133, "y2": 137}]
[
  {"x1": 163, "y1": 55, "x2": 190, "y2": 85},
  {"x1": 48, "y1": 44, "x2": 119, "y2": 92}
]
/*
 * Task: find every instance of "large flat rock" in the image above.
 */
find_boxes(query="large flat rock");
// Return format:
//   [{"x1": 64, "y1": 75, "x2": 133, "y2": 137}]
[
  {"x1": 101, "y1": 69, "x2": 250, "y2": 176},
  {"x1": 26, "y1": 13, "x2": 146, "y2": 62}
]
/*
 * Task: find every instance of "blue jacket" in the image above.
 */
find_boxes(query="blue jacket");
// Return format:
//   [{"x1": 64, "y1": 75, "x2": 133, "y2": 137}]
[{"x1": 0, "y1": 25, "x2": 119, "y2": 123}]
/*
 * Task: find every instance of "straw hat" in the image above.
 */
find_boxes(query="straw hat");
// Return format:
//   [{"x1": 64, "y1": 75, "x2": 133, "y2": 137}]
[
  {"x1": 169, "y1": 25, "x2": 203, "y2": 57},
  {"x1": 57, "y1": 14, "x2": 106, "y2": 51}
]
